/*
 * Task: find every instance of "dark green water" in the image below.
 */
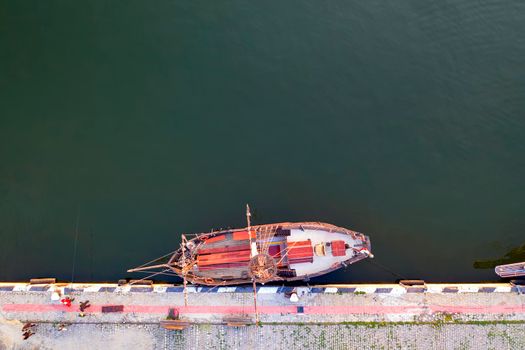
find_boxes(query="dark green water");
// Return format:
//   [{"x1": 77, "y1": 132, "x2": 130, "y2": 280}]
[{"x1": 1, "y1": 1, "x2": 524, "y2": 283}]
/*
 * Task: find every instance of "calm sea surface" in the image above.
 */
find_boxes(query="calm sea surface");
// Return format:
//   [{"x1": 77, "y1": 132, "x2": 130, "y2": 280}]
[{"x1": 1, "y1": 1, "x2": 524, "y2": 283}]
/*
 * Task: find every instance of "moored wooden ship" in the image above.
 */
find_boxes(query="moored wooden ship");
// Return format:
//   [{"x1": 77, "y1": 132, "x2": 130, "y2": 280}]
[{"x1": 128, "y1": 206, "x2": 373, "y2": 286}]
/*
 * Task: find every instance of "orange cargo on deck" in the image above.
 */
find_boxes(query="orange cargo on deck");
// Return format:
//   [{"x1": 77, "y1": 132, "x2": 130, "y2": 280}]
[
  {"x1": 331, "y1": 240, "x2": 346, "y2": 256},
  {"x1": 287, "y1": 240, "x2": 313, "y2": 264},
  {"x1": 232, "y1": 231, "x2": 255, "y2": 241}
]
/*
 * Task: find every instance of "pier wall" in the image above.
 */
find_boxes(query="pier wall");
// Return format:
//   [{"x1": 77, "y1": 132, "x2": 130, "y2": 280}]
[{"x1": 0, "y1": 282, "x2": 524, "y2": 349}]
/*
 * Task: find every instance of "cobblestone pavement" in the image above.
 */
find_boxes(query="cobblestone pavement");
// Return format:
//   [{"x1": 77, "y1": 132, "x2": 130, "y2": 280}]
[{"x1": 1, "y1": 321, "x2": 524, "y2": 350}]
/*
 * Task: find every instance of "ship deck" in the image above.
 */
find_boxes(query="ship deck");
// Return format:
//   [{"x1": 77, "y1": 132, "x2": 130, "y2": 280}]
[
  {"x1": 287, "y1": 228, "x2": 364, "y2": 277},
  {"x1": 187, "y1": 222, "x2": 370, "y2": 284}
]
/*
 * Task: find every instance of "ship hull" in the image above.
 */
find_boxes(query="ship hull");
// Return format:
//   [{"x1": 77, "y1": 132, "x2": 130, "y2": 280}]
[{"x1": 171, "y1": 222, "x2": 372, "y2": 286}]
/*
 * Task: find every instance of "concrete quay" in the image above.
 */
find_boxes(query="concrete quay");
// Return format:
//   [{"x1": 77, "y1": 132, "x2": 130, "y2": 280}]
[{"x1": 0, "y1": 282, "x2": 524, "y2": 349}]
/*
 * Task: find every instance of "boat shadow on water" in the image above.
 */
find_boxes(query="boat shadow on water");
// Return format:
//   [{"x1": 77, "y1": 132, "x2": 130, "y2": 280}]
[{"x1": 473, "y1": 243, "x2": 525, "y2": 269}]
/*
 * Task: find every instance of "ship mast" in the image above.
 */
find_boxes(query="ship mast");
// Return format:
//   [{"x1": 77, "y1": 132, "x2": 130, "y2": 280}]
[
  {"x1": 247, "y1": 204, "x2": 258, "y2": 258},
  {"x1": 246, "y1": 204, "x2": 259, "y2": 324},
  {"x1": 180, "y1": 234, "x2": 189, "y2": 307}
]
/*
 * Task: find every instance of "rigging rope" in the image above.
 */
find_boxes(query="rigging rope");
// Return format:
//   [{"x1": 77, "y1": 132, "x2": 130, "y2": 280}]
[
  {"x1": 259, "y1": 226, "x2": 276, "y2": 255},
  {"x1": 365, "y1": 259, "x2": 406, "y2": 280},
  {"x1": 133, "y1": 249, "x2": 179, "y2": 270},
  {"x1": 133, "y1": 270, "x2": 181, "y2": 278},
  {"x1": 128, "y1": 268, "x2": 174, "y2": 285},
  {"x1": 275, "y1": 244, "x2": 292, "y2": 267}
]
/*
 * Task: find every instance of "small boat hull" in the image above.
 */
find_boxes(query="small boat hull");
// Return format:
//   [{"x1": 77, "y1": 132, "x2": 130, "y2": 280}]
[{"x1": 495, "y1": 262, "x2": 525, "y2": 278}]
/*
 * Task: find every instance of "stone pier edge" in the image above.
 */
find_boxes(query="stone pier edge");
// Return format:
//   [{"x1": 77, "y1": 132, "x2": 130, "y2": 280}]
[{"x1": 1, "y1": 282, "x2": 523, "y2": 295}]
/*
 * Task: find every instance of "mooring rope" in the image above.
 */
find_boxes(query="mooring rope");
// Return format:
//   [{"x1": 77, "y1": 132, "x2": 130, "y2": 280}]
[{"x1": 365, "y1": 259, "x2": 406, "y2": 280}]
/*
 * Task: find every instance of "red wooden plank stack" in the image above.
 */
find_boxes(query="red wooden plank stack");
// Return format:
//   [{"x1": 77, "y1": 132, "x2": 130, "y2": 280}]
[
  {"x1": 197, "y1": 236, "x2": 252, "y2": 270},
  {"x1": 197, "y1": 244, "x2": 250, "y2": 255},
  {"x1": 232, "y1": 230, "x2": 255, "y2": 241},
  {"x1": 197, "y1": 262, "x2": 248, "y2": 271},
  {"x1": 204, "y1": 235, "x2": 226, "y2": 243},
  {"x1": 331, "y1": 240, "x2": 346, "y2": 256},
  {"x1": 287, "y1": 240, "x2": 313, "y2": 264},
  {"x1": 197, "y1": 250, "x2": 251, "y2": 267}
]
